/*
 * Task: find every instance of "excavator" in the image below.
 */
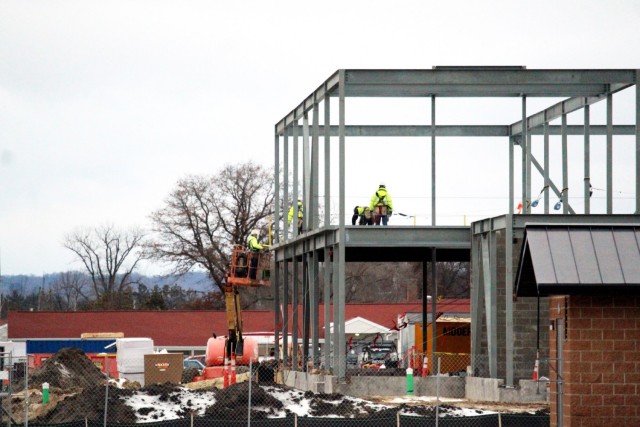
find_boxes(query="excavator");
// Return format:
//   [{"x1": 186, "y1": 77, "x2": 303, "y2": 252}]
[{"x1": 202, "y1": 242, "x2": 272, "y2": 386}]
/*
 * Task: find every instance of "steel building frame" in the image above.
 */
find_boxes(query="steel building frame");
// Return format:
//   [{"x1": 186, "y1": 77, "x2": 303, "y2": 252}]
[{"x1": 272, "y1": 67, "x2": 640, "y2": 382}]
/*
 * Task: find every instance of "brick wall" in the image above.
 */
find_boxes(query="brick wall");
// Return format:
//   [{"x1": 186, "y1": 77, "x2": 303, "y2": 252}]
[{"x1": 549, "y1": 295, "x2": 640, "y2": 427}]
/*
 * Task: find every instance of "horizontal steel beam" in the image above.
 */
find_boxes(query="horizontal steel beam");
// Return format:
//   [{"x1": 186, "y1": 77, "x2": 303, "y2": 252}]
[
  {"x1": 345, "y1": 84, "x2": 611, "y2": 98},
  {"x1": 277, "y1": 124, "x2": 634, "y2": 138},
  {"x1": 510, "y1": 85, "x2": 634, "y2": 136},
  {"x1": 471, "y1": 213, "x2": 640, "y2": 235}
]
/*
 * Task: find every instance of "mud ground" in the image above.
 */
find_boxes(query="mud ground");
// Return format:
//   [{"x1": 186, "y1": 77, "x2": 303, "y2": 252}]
[{"x1": 3, "y1": 348, "x2": 549, "y2": 424}]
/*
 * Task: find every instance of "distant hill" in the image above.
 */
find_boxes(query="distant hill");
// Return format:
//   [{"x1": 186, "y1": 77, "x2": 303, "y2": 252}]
[{"x1": 0, "y1": 271, "x2": 214, "y2": 296}]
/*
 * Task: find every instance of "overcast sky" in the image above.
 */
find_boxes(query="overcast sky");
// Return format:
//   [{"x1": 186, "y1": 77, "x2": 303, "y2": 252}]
[{"x1": 1, "y1": 1, "x2": 639, "y2": 276}]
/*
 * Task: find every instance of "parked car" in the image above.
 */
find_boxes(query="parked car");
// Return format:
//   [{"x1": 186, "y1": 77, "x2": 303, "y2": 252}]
[{"x1": 183, "y1": 357, "x2": 206, "y2": 372}]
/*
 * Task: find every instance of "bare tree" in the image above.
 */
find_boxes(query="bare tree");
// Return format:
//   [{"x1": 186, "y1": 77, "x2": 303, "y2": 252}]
[
  {"x1": 146, "y1": 162, "x2": 275, "y2": 293},
  {"x1": 64, "y1": 225, "x2": 145, "y2": 309},
  {"x1": 50, "y1": 271, "x2": 90, "y2": 311}
]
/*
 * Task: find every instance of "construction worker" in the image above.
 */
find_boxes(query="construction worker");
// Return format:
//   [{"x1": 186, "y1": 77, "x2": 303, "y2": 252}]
[
  {"x1": 370, "y1": 184, "x2": 393, "y2": 226},
  {"x1": 352, "y1": 206, "x2": 373, "y2": 226},
  {"x1": 247, "y1": 229, "x2": 263, "y2": 279},
  {"x1": 287, "y1": 199, "x2": 304, "y2": 234}
]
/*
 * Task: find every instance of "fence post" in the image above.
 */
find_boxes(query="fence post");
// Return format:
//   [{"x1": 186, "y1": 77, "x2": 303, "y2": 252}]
[
  {"x1": 24, "y1": 359, "x2": 29, "y2": 427},
  {"x1": 247, "y1": 357, "x2": 252, "y2": 427}
]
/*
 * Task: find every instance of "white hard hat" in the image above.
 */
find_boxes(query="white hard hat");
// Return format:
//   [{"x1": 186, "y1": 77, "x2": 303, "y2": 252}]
[{"x1": 251, "y1": 229, "x2": 259, "y2": 236}]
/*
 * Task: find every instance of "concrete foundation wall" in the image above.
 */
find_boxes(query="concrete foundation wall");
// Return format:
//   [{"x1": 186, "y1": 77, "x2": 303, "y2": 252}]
[
  {"x1": 282, "y1": 370, "x2": 547, "y2": 402},
  {"x1": 465, "y1": 377, "x2": 548, "y2": 403},
  {"x1": 282, "y1": 370, "x2": 465, "y2": 398}
]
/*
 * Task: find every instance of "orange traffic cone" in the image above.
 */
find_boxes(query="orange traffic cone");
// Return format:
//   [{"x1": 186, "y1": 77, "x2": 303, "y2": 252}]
[
  {"x1": 422, "y1": 356, "x2": 428, "y2": 378},
  {"x1": 532, "y1": 357, "x2": 539, "y2": 381}
]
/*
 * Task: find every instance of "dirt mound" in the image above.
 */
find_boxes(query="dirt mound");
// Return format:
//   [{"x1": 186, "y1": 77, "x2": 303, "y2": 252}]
[
  {"x1": 29, "y1": 347, "x2": 106, "y2": 391},
  {"x1": 205, "y1": 381, "x2": 283, "y2": 419}
]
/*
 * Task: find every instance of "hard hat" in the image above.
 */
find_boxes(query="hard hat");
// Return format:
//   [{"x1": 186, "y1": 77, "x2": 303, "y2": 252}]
[
  {"x1": 379, "y1": 183, "x2": 386, "y2": 188},
  {"x1": 251, "y1": 229, "x2": 259, "y2": 236}
]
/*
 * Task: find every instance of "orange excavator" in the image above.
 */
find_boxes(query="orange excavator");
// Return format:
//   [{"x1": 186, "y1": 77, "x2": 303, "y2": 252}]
[{"x1": 202, "y1": 244, "x2": 272, "y2": 386}]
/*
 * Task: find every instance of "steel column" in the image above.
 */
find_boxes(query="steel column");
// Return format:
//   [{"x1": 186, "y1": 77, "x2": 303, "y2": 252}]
[
  {"x1": 584, "y1": 103, "x2": 591, "y2": 214},
  {"x1": 607, "y1": 93, "x2": 613, "y2": 214},
  {"x1": 562, "y1": 113, "x2": 568, "y2": 214},
  {"x1": 292, "y1": 257, "x2": 299, "y2": 369},
  {"x1": 323, "y1": 246, "x2": 332, "y2": 370},
  {"x1": 522, "y1": 96, "x2": 528, "y2": 213},
  {"x1": 283, "y1": 128, "x2": 289, "y2": 241},
  {"x1": 310, "y1": 249, "x2": 319, "y2": 367},
  {"x1": 482, "y1": 232, "x2": 497, "y2": 378},
  {"x1": 636, "y1": 70, "x2": 640, "y2": 214},
  {"x1": 282, "y1": 257, "x2": 289, "y2": 363},
  {"x1": 293, "y1": 119, "x2": 300, "y2": 238},
  {"x1": 337, "y1": 70, "x2": 346, "y2": 381},
  {"x1": 431, "y1": 95, "x2": 436, "y2": 225},
  {"x1": 470, "y1": 234, "x2": 482, "y2": 375},
  {"x1": 311, "y1": 102, "x2": 320, "y2": 230},
  {"x1": 544, "y1": 123, "x2": 550, "y2": 214},
  {"x1": 303, "y1": 113, "x2": 310, "y2": 232}
]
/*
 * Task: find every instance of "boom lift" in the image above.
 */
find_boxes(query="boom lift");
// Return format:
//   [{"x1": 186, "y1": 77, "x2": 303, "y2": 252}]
[{"x1": 205, "y1": 244, "x2": 271, "y2": 387}]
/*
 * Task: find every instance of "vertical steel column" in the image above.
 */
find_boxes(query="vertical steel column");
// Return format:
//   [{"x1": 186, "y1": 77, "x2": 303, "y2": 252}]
[
  {"x1": 311, "y1": 101, "x2": 320, "y2": 231},
  {"x1": 331, "y1": 244, "x2": 340, "y2": 373},
  {"x1": 337, "y1": 70, "x2": 347, "y2": 381},
  {"x1": 421, "y1": 261, "x2": 427, "y2": 354},
  {"x1": 302, "y1": 251, "x2": 310, "y2": 368},
  {"x1": 482, "y1": 232, "x2": 497, "y2": 378},
  {"x1": 607, "y1": 93, "x2": 613, "y2": 214},
  {"x1": 274, "y1": 259, "x2": 281, "y2": 364},
  {"x1": 527, "y1": 132, "x2": 532, "y2": 213},
  {"x1": 283, "y1": 128, "x2": 290, "y2": 241},
  {"x1": 584, "y1": 103, "x2": 591, "y2": 214},
  {"x1": 274, "y1": 132, "x2": 280, "y2": 244},
  {"x1": 303, "y1": 113, "x2": 310, "y2": 232},
  {"x1": 310, "y1": 249, "x2": 319, "y2": 367},
  {"x1": 282, "y1": 255, "x2": 289, "y2": 364},
  {"x1": 324, "y1": 92, "x2": 331, "y2": 227},
  {"x1": 636, "y1": 72, "x2": 640, "y2": 214},
  {"x1": 431, "y1": 95, "x2": 436, "y2": 226},
  {"x1": 273, "y1": 132, "x2": 281, "y2": 363},
  {"x1": 505, "y1": 216, "x2": 514, "y2": 383},
  {"x1": 562, "y1": 113, "x2": 568, "y2": 215},
  {"x1": 509, "y1": 136, "x2": 514, "y2": 215},
  {"x1": 323, "y1": 246, "x2": 332, "y2": 370},
  {"x1": 521, "y1": 96, "x2": 528, "y2": 213},
  {"x1": 292, "y1": 255, "x2": 299, "y2": 369},
  {"x1": 430, "y1": 249, "x2": 437, "y2": 363},
  {"x1": 470, "y1": 231, "x2": 482, "y2": 375},
  {"x1": 293, "y1": 120, "x2": 300, "y2": 237},
  {"x1": 323, "y1": 92, "x2": 332, "y2": 371},
  {"x1": 544, "y1": 123, "x2": 550, "y2": 214}
]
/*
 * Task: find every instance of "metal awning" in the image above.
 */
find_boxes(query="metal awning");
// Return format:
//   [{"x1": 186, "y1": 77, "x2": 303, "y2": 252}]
[{"x1": 515, "y1": 224, "x2": 640, "y2": 297}]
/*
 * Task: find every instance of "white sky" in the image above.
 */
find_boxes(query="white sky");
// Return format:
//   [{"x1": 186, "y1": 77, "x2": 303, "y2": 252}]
[{"x1": 1, "y1": 0, "x2": 639, "y2": 275}]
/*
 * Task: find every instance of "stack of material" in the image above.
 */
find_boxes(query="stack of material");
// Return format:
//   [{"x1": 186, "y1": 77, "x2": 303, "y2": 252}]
[{"x1": 116, "y1": 338, "x2": 154, "y2": 386}]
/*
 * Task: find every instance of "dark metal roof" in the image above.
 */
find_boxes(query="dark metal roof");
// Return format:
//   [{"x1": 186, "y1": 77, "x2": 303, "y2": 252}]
[{"x1": 516, "y1": 224, "x2": 640, "y2": 297}]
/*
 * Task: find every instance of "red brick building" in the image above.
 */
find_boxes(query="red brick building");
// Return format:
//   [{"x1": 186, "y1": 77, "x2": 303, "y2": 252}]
[{"x1": 8, "y1": 299, "x2": 469, "y2": 352}]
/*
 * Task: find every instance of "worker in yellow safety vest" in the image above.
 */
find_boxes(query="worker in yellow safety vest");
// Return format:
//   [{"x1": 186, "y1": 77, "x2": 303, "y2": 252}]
[
  {"x1": 369, "y1": 184, "x2": 393, "y2": 226},
  {"x1": 352, "y1": 206, "x2": 373, "y2": 226},
  {"x1": 287, "y1": 199, "x2": 304, "y2": 234},
  {"x1": 247, "y1": 229, "x2": 264, "y2": 279}
]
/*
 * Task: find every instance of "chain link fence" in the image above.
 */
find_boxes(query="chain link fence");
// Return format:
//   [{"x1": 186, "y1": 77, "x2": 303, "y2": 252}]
[{"x1": 0, "y1": 350, "x2": 549, "y2": 426}]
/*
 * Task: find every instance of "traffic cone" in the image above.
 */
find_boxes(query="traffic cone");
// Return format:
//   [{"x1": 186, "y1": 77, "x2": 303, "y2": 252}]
[
  {"x1": 532, "y1": 357, "x2": 539, "y2": 381},
  {"x1": 422, "y1": 356, "x2": 428, "y2": 377}
]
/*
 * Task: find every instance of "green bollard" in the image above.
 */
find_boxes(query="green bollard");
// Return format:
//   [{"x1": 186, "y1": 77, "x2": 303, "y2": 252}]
[
  {"x1": 42, "y1": 382, "x2": 50, "y2": 404},
  {"x1": 406, "y1": 367, "x2": 414, "y2": 396}
]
